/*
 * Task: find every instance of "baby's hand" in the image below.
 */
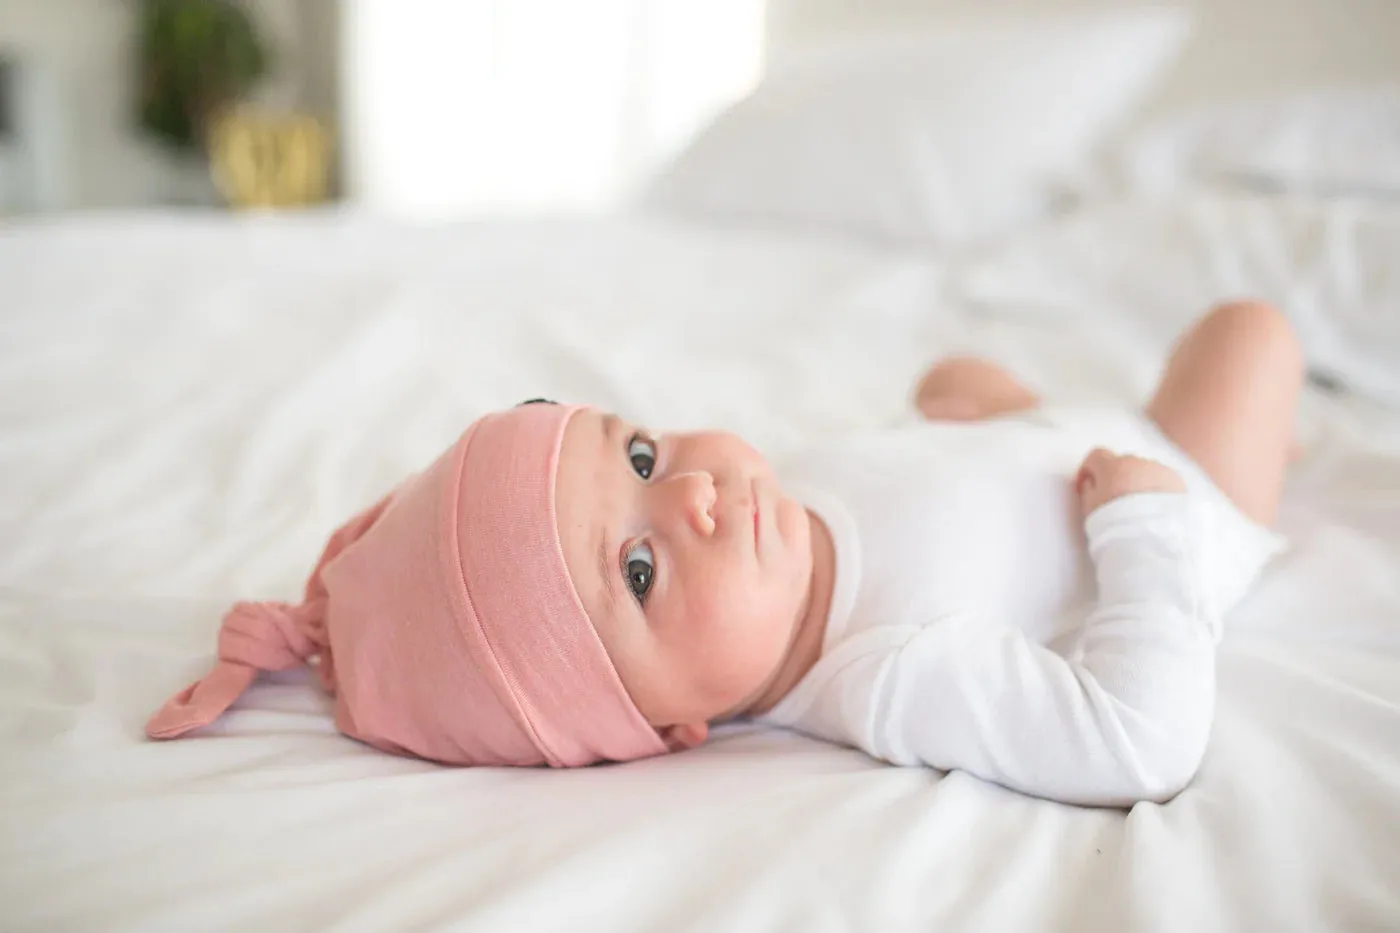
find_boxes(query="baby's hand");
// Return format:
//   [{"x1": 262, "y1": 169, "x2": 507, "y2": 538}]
[{"x1": 1075, "y1": 448, "x2": 1186, "y2": 520}]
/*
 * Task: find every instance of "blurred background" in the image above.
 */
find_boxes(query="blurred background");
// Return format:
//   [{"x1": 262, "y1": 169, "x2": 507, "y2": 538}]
[
  {"x1": 1, "y1": 0, "x2": 1396, "y2": 219},
  {"x1": 0, "y1": 0, "x2": 765, "y2": 217}
]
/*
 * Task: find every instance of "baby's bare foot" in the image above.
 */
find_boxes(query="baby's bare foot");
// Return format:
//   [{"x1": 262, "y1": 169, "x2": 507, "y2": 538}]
[{"x1": 914, "y1": 357, "x2": 1040, "y2": 422}]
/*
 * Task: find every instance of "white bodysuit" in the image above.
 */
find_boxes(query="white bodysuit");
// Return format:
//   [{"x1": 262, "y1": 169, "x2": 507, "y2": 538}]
[{"x1": 762, "y1": 407, "x2": 1284, "y2": 807}]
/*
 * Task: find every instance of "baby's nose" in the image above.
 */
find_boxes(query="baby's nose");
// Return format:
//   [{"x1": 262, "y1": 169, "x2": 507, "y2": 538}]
[{"x1": 665, "y1": 471, "x2": 716, "y2": 537}]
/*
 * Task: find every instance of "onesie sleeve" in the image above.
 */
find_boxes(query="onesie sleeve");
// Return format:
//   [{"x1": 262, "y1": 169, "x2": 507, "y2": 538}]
[{"x1": 865, "y1": 492, "x2": 1215, "y2": 807}]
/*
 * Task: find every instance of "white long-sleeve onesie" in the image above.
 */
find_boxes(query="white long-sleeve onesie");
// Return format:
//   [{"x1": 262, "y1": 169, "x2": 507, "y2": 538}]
[{"x1": 762, "y1": 408, "x2": 1283, "y2": 807}]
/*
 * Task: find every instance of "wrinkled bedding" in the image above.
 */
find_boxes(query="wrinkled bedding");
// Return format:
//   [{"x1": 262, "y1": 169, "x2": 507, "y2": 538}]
[{"x1": 1, "y1": 208, "x2": 1398, "y2": 932}]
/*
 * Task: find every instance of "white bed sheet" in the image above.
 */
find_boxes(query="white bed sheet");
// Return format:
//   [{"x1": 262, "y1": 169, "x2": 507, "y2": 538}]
[{"x1": 1, "y1": 209, "x2": 1398, "y2": 933}]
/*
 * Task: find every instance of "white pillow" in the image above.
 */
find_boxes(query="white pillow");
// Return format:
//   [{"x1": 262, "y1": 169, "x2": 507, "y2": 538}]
[
  {"x1": 640, "y1": 8, "x2": 1191, "y2": 247},
  {"x1": 1121, "y1": 88, "x2": 1400, "y2": 197}
]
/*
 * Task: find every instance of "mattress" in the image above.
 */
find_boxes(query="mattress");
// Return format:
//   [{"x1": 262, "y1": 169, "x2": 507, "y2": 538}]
[{"x1": 1, "y1": 207, "x2": 1398, "y2": 932}]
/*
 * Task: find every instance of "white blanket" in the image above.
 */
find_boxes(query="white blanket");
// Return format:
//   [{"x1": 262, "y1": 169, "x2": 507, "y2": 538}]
[
  {"x1": 955, "y1": 191, "x2": 1400, "y2": 407},
  {"x1": 2, "y1": 208, "x2": 1398, "y2": 932}
]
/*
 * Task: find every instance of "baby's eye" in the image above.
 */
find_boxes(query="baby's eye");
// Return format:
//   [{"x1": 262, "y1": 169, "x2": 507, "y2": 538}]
[
  {"x1": 624, "y1": 541, "x2": 655, "y2": 603},
  {"x1": 628, "y1": 434, "x2": 657, "y2": 480}
]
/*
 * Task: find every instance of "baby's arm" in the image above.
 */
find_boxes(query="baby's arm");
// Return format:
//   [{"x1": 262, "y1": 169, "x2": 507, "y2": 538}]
[{"x1": 871, "y1": 456, "x2": 1212, "y2": 807}]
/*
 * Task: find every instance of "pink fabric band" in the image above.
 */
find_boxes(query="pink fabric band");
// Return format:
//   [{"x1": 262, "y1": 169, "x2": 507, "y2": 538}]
[{"x1": 147, "y1": 403, "x2": 667, "y2": 767}]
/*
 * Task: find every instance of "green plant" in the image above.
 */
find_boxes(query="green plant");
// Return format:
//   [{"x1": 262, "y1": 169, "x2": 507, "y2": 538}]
[{"x1": 137, "y1": 0, "x2": 270, "y2": 152}]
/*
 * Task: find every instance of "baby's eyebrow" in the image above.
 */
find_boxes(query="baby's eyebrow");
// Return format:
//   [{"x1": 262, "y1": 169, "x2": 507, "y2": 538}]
[
  {"x1": 597, "y1": 532, "x2": 620, "y2": 619},
  {"x1": 603, "y1": 412, "x2": 623, "y2": 445},
  {"x1": 595, "y1": 410, "x2": 623, "y2": 619}
]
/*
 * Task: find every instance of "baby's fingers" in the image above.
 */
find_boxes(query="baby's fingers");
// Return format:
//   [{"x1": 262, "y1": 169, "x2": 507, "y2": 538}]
[
  {"x1": 1118, "y1": 455, "x2": 1188, "y2": 494},
  {"x1": 1075, "y1": 447, "x2": 1118, "y2": 496}
]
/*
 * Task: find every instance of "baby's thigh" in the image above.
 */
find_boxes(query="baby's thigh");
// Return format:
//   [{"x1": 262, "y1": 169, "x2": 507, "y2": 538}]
[{"x1": 1146, "y1": 301, "x2": 1303, "y2": 527}]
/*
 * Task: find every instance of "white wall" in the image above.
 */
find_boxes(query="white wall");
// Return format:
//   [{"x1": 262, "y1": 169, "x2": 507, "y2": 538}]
[
  {"x1": 340, "y1": 0, "x2": 765, "y2": 218},
  {"x1": 0, "y1": 0, "x2": 328, "y2": 209}
]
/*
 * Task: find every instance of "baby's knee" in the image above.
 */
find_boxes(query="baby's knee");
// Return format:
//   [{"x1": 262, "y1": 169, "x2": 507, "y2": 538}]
[{"x1": 1206, "y1": 300, "x2": 1303, "y2": 373}]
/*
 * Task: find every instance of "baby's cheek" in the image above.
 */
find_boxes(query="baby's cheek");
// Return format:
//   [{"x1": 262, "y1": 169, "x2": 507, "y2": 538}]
[
  {"x1": 699, "y1": 641, "x2": 777, "y2": 710},
  {"x1": 710, "y1": 590, "x2": 791, "y2": 685}
]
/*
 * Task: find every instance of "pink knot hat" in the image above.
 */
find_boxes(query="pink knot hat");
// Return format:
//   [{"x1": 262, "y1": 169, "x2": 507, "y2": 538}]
[{"x1": 146, "y1": 403, "x2": 668, "y2": 767}]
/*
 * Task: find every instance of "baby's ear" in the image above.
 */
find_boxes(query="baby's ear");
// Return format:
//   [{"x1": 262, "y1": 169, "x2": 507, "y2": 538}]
[{"x1": 660, "y1": 722, "x2": 709, "y2": 752}]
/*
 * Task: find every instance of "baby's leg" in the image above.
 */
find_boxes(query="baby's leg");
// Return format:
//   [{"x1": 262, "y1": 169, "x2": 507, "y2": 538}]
[
  {"x1": 1147, "y1": 301, "x2": 1303, "y2": 527},
  {"x1": 914, "y1": 357, "x2": 1040, "y2": 421}
]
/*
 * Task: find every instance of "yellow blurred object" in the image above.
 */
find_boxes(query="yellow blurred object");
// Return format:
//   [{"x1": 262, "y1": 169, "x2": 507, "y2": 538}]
[{"x1": 208, "y1": 109, "x2": 333, "y2": 209}]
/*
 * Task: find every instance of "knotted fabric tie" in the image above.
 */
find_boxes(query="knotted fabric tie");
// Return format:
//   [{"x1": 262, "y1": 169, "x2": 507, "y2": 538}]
[{"x1": 146, "y1": 598, "x2": 331, "y2": 739}]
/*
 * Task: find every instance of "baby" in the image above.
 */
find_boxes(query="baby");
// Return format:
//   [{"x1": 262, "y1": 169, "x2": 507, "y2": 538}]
[{"x1": 148, "y1": 301, "x2": 1302, "y2": 807}]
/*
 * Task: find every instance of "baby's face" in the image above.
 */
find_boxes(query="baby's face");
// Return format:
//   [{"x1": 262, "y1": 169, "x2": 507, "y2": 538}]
[{"x1": 555, "y1": 409, "x2": 814, "y2": 748}]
